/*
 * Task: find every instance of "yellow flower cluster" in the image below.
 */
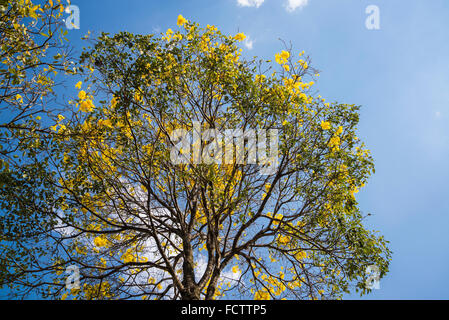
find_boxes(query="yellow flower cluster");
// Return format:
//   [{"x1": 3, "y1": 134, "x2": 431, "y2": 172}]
[
  {"x1": 110, "y1": 97, "x2": 118, "y2": 109},
  {"x1": 295, "y1": 250, "x2": 307, "y2": 261},
  {"x1": 234, "y1": 33, "x2": 246, "y2": 42},
  {"x1": 83, "y1": 282, "x2": 112, "y2": 299},
  {"x1": 255, "y1": 74, "x2": 266, "y2": 83},
  {"x1": 277, "y1": 234, "x2": 291, "y2": 245},
  {"x1": 177, "y1": 14, "x2": 187, "y2": 26},
  {"x1": 93, "y1": 236, "x2": 108, "y2": 247},
  {"x1": 78, "y1": 89, "x2": 95, "y2": 113},
  {"x1": 328, "y1": 125, "x2": 344, "y2": 152},
  {"x1": 328, "y1": 135, "x2": 341, "y2": 152},
  {"x1": 275, "y1": 50, "x2": 290, "y2": 65},
  {"x1": 121, "y1": 248, "x2": 136, "y2": 264},
  {"x1": 254, "y1": 290, "x2": 270, "y2": 300},
  {"x1": 78, "y1": 90, "x2": 86, "y2": 100},
  {"x1": 321, "y1": 121, "x2": 331, "y2": 130},
  {"x1": 98, "y1": 118, "x2": 113, "y2": 129},
  {"x1": 16, "y1": 94, "x2": 24, "y2": 104}
]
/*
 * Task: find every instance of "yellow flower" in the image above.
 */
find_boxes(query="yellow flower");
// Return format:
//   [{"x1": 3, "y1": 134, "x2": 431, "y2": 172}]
[
  {"x1": 277, "y1": 234, "x2": 290, "y2": 245},
  {"x1": 232, "y1": 265, "x2": 239, "y2": 273},
  {"x1": 255, "y1": 74, "x2": 266, "y2": 82},
  {"x1": 336, "y1": 126, "x2": 343, "y2": 135},
  {"x1": 265, "y1": 183, "x2": 271, "y2": 192},
  {"x1": 78, "y1": 90, "x2": 86, "y2": 100},
  {"x1": 280, "y1": 50, "x2": 290, "y2": 60},
  {"x1": 75, "y1": 81, "x2": 82, "y2": 89},
  {"x1": 134, "y1": 90, "x2": 144, "y2": 103},
  {"x1": 272, "y1": 213, "x2": 283, "y2": 227},
  {"x1": 275, "y1": 51, "x2": 290, "y2": 65},
  {"x1": 350, "y1": 187, "x2": 359, "y2": 197},
  {"x1": 254, "y1": 290, "x2": 270, "y2": 300},
  {"x1": 173, "y1": 34, "x2": 183, "y2": 41},
  {"x1": 94, "y1": 236, "x2": 108, "y2": 247},
  {"x1": 71, "y1": 288, "x2": 80, "y2": 296},
  {"x1": 79, "y1": 100, "x2": 95, "y2": 112},
  {"x1": 282, "y1": 64, "x2": 290, "y2": 72},
  {"x1": 234, "y1": 33, "x2": 246, "y2": 42},
  {"x1": 328, "y1": 135, "x2": 341, "y2": 151},
  {"x1": 177, "y1": 14, "x2": 187, "y2": 26},
  {"x1": 295, "y1": 250, "x2": 307, "y2": 261},
  {"x1": 320, "y1": 121, "x2": 331, "y2": 130},
  {"x1": 110, "y1": 97, "x2": 118, "y2": 109},
  {"x1": 81, "y1": 121, "x2": 91, "y2": 133},
  {"x1": 98, "y1": 119, "x2": 113, "y2": 128},
  {"x1": 16, "y1": 94, "x2": 23, "y2": 103},
  {"x1": 275, "y1": 53, "x2": 283, "y2": 64},
  {"x1": 121, "y1": 249, "x2": 135, "y2": 263}
]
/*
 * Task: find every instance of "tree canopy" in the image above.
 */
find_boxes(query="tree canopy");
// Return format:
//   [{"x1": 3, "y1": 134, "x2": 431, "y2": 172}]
[
  {"x1": 0, "y1": 12, "x2": 391, "y2": 300},
  {"x1": 0, "y1": 0, "x2": 74, "y2": 294}
]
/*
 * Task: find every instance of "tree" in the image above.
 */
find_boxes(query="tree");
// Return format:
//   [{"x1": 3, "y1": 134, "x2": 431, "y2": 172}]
[
  {"x1": 0, "y1": 15, "x2": 391, "y2": 300},
  {"x1": 0, "y1": 0, "x2": 73, "y2": 155},
  {"x1": 0, "y1": 0, "x2": 74, "y2": 293}
]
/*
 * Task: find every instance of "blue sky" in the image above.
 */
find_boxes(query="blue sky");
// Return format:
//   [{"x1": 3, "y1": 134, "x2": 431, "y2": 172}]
[{"x1": 60, "y1": 0, "x2": 449, "y2": 299}]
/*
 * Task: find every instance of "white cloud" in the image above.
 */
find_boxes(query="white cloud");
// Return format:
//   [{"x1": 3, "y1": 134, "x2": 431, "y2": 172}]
[
  {"x1": 221, "y1": 268, "x2": 241, "y2": 284},
  {"x1": 285, "y1": 0, "x2": 309, "y2": 12},
  {"x1": 237, "y1": 0, "x2": 265, "y2": 8},
  {"x1": 244, "y1": 36, "x2": 254, "y2": 50}
]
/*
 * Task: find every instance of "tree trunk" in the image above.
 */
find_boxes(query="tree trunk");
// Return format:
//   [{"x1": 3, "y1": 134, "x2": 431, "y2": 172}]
[{"x1": 181, "y1": 238, "x2": 200, "y2": 300}]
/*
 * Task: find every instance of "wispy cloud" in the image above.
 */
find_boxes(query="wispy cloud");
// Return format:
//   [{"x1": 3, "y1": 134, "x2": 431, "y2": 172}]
[
  {"x1": 244, "y1": 36, "x2": 254, "y2": 50},
  {"x1": 285, "y1": 0, "x2": 309, "y2": 12},
  {"x1": 237, "y1": 0, "x2": 265, "y2": 8}
]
